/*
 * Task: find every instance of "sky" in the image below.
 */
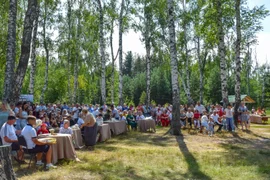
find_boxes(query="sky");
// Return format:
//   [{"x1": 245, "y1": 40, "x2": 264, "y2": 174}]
[{"x1": 113, "y1": 0, "x2": 270, "y2": 66}]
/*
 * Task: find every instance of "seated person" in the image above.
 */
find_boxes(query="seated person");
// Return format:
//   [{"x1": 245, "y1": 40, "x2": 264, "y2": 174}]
[
  {"x1": 200, "y1": 111, "x2": 209, "y2": 134},
  {"x1": 136, "y1": 111, "x2": 145, "y2": 121},
  {"x1": 160, "y1": 110, "x2": 169, "y2": 127},
  {"x1": 103, "y1": 109, "x2": 112, "y2": 121},
  {"x1": 35, "y1": 119, "x2": 43, "y2": 132},
  {"x1": 59, "y1": 120, "x2": 73, "y2": 135},
  {"x1": 210, "y1": 110, "x2": 223, "y2": 132},
  {"x1": 119, "y1": 113, "x2": 126, "y2": 122},
  {"x1": 96, "y1": 114, "x2": 103, "y2": 126},
  {"x1": 77, "y1": 117, "x2": 85, "y2": 128},
  {"x1": 126, "y1": 110, "x2": 136, "y2": 130},
  {"x1": 37, "y1": 123, "x2": 49, "y2": 135},
  {"x1": 21, "y1": 115, "x2": 56, "y2": 169},
  {"x1": 0, "y1": 116, "x2": 24, "y2": 163},
  {"x1": 111, "y1": 105, "x2": 120, "y2": 120}
]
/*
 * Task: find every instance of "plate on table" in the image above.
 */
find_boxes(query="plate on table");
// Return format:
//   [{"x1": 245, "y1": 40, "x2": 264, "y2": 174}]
[{"x1": 38, "y1": 138, "x2": 57, "y2": 144}]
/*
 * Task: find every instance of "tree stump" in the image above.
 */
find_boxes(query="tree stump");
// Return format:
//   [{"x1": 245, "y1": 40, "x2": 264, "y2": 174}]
[{"x1": 0, "y1": 145, "x2": 17, "y2": 180}]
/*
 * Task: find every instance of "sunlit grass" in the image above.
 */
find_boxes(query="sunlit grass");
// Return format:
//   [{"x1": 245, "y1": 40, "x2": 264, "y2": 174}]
[{"x1": 15, "y1": 125, "x2": 270, "y2": 180}]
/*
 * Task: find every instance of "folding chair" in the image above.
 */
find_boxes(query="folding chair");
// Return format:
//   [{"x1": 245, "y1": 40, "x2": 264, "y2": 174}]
[{"x1": 17, "y1": 135, "x2": 36, "y2": 168}]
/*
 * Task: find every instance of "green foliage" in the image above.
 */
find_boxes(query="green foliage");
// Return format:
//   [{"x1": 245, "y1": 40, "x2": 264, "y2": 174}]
[{"x1": 139, "y1": 91, "x2": 146, "y2": 104}]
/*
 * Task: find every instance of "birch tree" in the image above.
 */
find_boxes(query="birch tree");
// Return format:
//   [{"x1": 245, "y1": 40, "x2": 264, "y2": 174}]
[
  {"x1": 216, "y1": 0, "x2": 228, "y2": 107},
  {"x1": 118, "y1": 0, "x2": 125, "y2": 106},
  {"x1": 40, "y1": 0, "x2": 50, "y2": 103},
  {"x1": 234, "y1": 0, "x2": 241, "y2": 127},
  {"x1": 167, "y1": 0, "x2": 181, "y2": 135},
  {"x1": 11, "y1": 0, "x2": 38, "y2": 103},
  {"x1": 3, "y1": 0, "x2": 17, "y2": 102},
  {"x1": 97, "y1": 0, "x2": 106, "y2": 104},
  {"x1": 28, "y1": 4, "x2": 40, "y2": 95}
]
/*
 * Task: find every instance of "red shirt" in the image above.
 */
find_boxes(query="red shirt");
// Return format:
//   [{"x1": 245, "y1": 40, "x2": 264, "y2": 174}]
[
  {"x1": 218, "y1": 109, "x2": 224, "y2": 117},
  {"x1": 160, "y1": 113, "x2": 169, "y2": 121},
  {"x1": 37, "y1": 128, "x2": 49, "y2": 135},
  {"x1": 194, "y1": 112, "x2": 200, "y2": 119}
]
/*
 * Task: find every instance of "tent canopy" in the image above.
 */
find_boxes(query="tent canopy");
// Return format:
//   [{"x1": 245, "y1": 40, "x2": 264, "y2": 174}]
[{"x1": 221, "y1": 95, "x2": 255, "y2": 104}]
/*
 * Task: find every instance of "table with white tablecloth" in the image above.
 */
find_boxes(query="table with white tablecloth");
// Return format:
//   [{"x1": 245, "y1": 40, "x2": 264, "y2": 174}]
[{"x1": 72, "y1": 129, "x2": 84, "y2": 149}]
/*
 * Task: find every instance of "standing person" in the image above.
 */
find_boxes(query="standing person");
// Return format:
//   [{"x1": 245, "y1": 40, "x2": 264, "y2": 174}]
[
  {"x1": 193, "y1": 110, "x2": 201, "y2": 130},
  {"x1": 186, "y1": 108, "x2": 194, "y2": 129},
  {"x1": 238, "y1": 103, "x2": 248, "y2": 131},
  {"x1": 0, "y1": 101, "x2": 15, "y2": 128},
  {"x1": 21, "y1": 116, "x2": 56, "y2": 169},
  {"x1": 200, "y1": 111, "x2": 209, "y2": 134},
  {"x1": 208, "y1": 118, "x2": 215, "y2": 137},
  {"x1": 195, "y1": 101, "x2": 205, "y2": 117},
  {"x1": 0, "y1": 116, "x2": 24, "y2": 163},
  {"x1": 225, "y1": 104, "x2": 234, "y2": 132}
]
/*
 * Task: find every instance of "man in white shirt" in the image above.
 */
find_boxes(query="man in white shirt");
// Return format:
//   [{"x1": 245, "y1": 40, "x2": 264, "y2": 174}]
[
  {"x1": 210, "y1": 111, "x2": 223, "y2": 132},
  {"x1": 195, "y1": 101, "x2": 205, "y2": 115},
  {"x1": 224, "y1": 104, "x2": 234, "y2": 131},
  {"x1": 21, "y1": 116, "x2": 56, "y2": 169},
  {"x1": 0, "y1": 116, "x2": 24, "y2": 162},
  {"x1": 72, "y1": 104, "x2": 79, "y2": 123}
]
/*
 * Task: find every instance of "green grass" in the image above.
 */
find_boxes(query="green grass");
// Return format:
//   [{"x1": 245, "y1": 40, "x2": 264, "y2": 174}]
[{"x1": 14, "y1": 124, "x2": 270, "y2": 180}]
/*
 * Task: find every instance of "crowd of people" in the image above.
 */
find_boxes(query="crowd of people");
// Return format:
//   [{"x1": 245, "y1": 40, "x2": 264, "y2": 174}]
[{"x1": 0, "y1": 100, "x2": 267, "y2": 170}]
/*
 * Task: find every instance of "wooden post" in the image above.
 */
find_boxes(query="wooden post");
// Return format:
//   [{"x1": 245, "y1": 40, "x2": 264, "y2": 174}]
[{"x1": 0, "y1": 145, "x2": 17, "y2": 180}]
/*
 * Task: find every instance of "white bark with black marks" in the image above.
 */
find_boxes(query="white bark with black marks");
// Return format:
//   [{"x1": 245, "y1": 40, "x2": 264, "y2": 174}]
[
  {"x1": 216, "y1": 0, "x2": 228, "y2": 107},
  {"x1": 40, "y1": 1, "x2": 49, "y2": 103},
  {"x1": 145, "y1": 6, "x2": 151, "y2": 107},
  {"x1": 97, "y1": 0, "x2": 106, "y2": 104},
  {"x1": 3, "y1": 0, "x2": 17, "y2": 102},
  {"x1": 12, "y1": 0, "x2": 38, "y2": 103},
  {"x1": 67, "y1": 0, "x2": 72, "y2": 103},
  {"x1": 29, "y1": 4, "x2": 39, "y2": 95},
  {"x1": 118, "y1": 0, "x2": 124, "y2": 106},
  {"x1": 234, "y1": 0, "x2": 241, "y2": 126},
  {"x1": 167, "y1": 0, "x2": 181, "y2": 135},
  {"x1": 0, "y1": 146, "x2": 17, "y2": 180}
]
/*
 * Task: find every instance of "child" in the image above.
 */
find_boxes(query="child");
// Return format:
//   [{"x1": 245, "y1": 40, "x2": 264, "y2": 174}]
[
  {"x1": 200, "y1": 111, "x2": 209, "y2": 134},
  {"x1": 59, "y1": 120, "x2": 73, "y2": 135},
  {"x1": 193, "y1": 110, "x2": 201, "y2": 130},
  {"x1": 37, "y1": 123, "x2": 49, "y2": 135},
  {"x1": 96, "y1": 114, "x2": 104, "y2": 126},
  {"x1": 222, "y1": 115, "x2": 227, "y2": 130},
  {"x1": 208, "y1": 118, "x2": 214, "y2": 137}
]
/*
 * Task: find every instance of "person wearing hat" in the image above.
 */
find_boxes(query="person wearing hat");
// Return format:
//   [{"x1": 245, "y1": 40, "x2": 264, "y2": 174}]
[
  {"x1": 37, "y1": 123, "x2": 49, "y2": 135},
  {"x1": 0, "y1": 116, "x2": 24, "y2": 163},
  {"x1": 21, "y1": 115, "x2": 56, "y2": 169}
]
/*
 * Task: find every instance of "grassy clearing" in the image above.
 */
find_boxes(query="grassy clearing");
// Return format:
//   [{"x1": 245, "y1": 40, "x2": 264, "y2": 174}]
[{"x1": 14, "y1": 124, "x2": 270, "y2": 180}]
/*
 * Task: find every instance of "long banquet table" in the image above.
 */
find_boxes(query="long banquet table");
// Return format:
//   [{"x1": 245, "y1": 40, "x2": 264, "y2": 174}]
[{"x1": 250, "y1": 115, "x2": 262, "y2": 124}]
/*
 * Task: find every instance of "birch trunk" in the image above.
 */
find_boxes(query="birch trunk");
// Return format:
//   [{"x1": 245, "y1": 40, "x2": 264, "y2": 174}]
[
  {"x1": 29, "y1": 4, "x2": 39, "y2": 95},
  {"x1": 261, "y1": 74, "x2": 265, "y2": 108},
  {"x1": 97, "y1": 0, "x2": 106, "y2": 104},
  {"x1": 217, "y1": 0, "x2": 228, "y2": 108},
  {"x1": 3, "y1": 0, "x2": 17, "y2": 102},
  {"x1": 110, "y1": 20, "x2": 115, "y2": 104},
  {"x1": 11, "y1": 0, "x2": 38, "y2": 103},
  {"x1": 196, "y1": 37, "x2": 207, "y2": 104},
  {"x1": 167, "y1": 0, "x2": 181, "y2": 135},
  {"x1": 118, "y1": 0, "x2": 124, "y2": 106},
  {"x1": 0, "y1": 146, "x2": 17, "y2": 180},
  {"x1": 246, "y1": 44, "x2": 251, "y2": 95},
  {"x1": 73, "y1": 15, "x2": 81, "y2": 103},
  {"x1": 145, "y1": 12, "x2": 151, "y2": 107},
  {"x1": 67, "y1": 0, "x2": 72, "y2": 103},
  {"x1": 40, "y1": 2, "x2": 49, "y2": 103},
  {"x1": 234, "y1": 0, "x2": 241, "y2": 127}
]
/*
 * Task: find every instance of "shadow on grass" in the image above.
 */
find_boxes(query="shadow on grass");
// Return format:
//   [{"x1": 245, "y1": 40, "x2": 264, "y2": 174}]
[{"x1": 176, "y1": 135, "x2": 211, "y2": 180}]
